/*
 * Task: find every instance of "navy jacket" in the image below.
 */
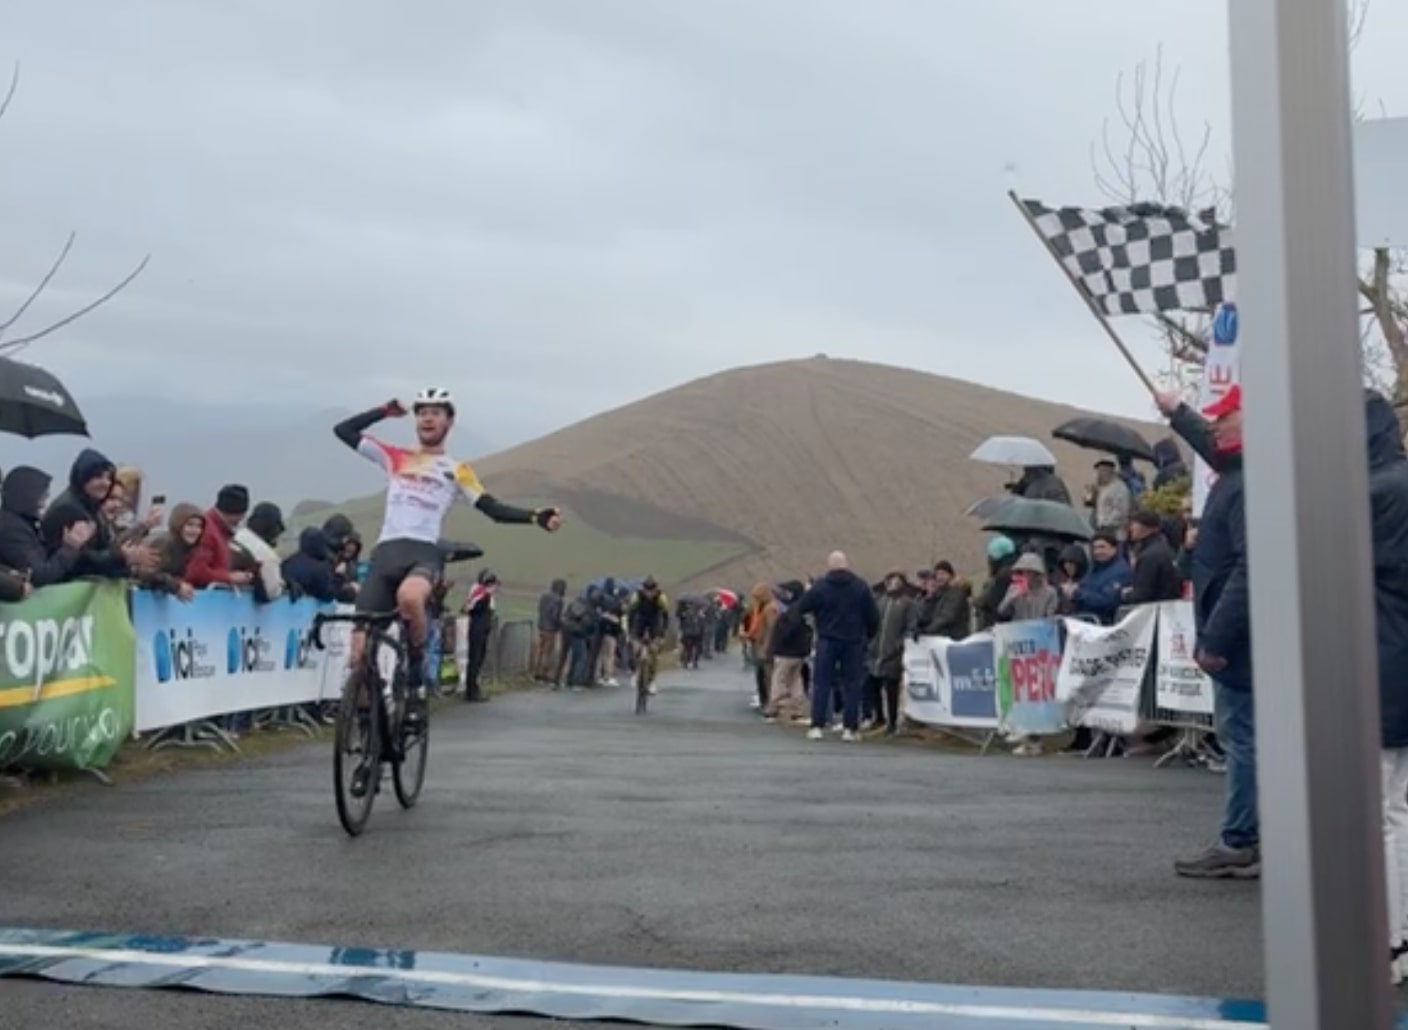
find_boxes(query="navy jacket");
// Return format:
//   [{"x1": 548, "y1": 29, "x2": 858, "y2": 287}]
[
  {"x1": 799, "y1": 568, "x2": 880, "y2": 644},
  {"x1": 1365, "y1": 392, "x2": 1408, "y2": 748},
  {"x1": 1071, "y1": 556, "x2": 1132, "y2": 625},
  {"x1": 1171, "y1": 405, "x2": 1252, "y2": 691},
  {"x1": 282, "y1": 528, "x2": 340, "y2": 603}
]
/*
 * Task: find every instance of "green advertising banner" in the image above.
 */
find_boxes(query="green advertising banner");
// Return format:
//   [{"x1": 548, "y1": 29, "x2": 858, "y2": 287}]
[{"x1": 0, "y1": 580, "x2": 135, "y2": 772}]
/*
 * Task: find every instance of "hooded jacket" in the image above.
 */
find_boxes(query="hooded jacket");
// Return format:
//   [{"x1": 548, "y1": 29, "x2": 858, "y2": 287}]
[
  {"x1": 1171, "y1": 404, "x2": 1252, "y2": 690},
  {"x1": 1070, "y1": 554, "x2": 1133, "y2": 625},
  {"x1": 913, "y1": 579, "x2": 972, "y2": 639},
  {"x1": 38, "y1": 449, "x2": 127, "y2": 579},
  {"x1": 799, "y1": 567, "x2": 880, "y2": 644},
  {"x1": 231, "y1": 502, "x2": 287, "y2": 603},
  {"x1": 281, "y1": 527, "x2": 341, "y2": 603},
  {"x1": 742, "y1": 582, "x2": 779, "y2": 653},
  {"x1": 155, "y1": 503, "x2": 204, "y2": 586},
  {"x1": 868, "y1": 583, "x2": 917, "y2": 679},
  {"x1": 538, "y1": 579, "x2": 566, "y2": 633},
  {"x1": 767, "y1": 581, "x2": 813, "y2": 659},
  {"x1": 1013, "y1": 466, "x2": 1073, "y2": 505},
  {"x1": 0, "y1": 466, "x2": 82, "y2": 587},
  {"x1": 1364, "y1": 392, "x2": 1408, "y2": 748}
]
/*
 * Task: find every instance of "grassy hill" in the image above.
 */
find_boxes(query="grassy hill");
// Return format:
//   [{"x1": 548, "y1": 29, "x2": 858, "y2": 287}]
[
  {"x1": 472, "y1": 357, "x2": 1169, "y2": 585},
  {"x1": 306, "y1": 357, "x2": 1170, "y2": 596}
]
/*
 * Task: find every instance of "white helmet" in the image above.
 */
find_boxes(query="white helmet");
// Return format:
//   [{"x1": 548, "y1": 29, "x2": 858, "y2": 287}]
[{"x1": 412, "y1": 387, "x2": 455, "y2": 413}]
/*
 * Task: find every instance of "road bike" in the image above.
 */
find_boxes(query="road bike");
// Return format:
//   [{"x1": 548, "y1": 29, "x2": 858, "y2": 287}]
[
  {"x1": 312, "y1": 542, "x2": 480, "y2": 837},
  {"x1": 634, "y1": 637, "x2": 659, "y2": 715}
]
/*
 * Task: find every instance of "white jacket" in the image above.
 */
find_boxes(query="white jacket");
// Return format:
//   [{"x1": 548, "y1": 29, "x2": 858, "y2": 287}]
[{"x1": 232, "y1": 527, "x2": 286, "y2": 601}]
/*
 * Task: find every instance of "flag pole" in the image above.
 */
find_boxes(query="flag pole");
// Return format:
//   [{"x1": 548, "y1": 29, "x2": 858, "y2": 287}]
[{"x1": 1006, "y1": 190, "x2": 1158, "y2": 396}]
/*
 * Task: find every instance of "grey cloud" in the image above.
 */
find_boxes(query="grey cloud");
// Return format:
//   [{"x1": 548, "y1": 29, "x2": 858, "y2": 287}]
[{"x1": 0, "y1": 0, "x2": 1402, "y2": 442}]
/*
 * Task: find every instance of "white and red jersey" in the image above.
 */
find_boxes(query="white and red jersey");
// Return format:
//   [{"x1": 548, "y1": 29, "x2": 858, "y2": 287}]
[{"x1": 356, "y1": 436, "x2": 485, "y2": 545}]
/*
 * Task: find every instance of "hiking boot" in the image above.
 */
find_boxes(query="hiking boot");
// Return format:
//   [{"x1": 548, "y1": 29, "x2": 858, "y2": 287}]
[{"x1": 1174, "y1": 843, "x2": 1261, "y2": 879}]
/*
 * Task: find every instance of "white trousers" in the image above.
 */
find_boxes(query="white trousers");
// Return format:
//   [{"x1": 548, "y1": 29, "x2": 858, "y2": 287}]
[{"x1": 1382, "y1": 749, "x2": 1408, "y2": 945}]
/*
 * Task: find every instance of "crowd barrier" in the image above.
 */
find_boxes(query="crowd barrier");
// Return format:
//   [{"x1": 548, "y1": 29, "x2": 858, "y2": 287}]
[
  {"x1": 902, "y1": 601, "x2": 1217, "y2": 753},
  {"x1": 0, "y1": 584, "x2": 539, "y2": 774}
]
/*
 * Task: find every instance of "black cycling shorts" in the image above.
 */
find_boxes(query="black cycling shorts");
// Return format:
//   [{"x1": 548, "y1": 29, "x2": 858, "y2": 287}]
[{"x1": 356, "y1": 539, "x2": 444, "y2": 614}]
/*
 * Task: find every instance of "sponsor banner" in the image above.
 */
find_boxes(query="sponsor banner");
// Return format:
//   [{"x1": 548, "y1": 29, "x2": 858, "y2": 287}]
[
  {"x1": 903, "y1": 633, "x2": 999, "y2": 730},
  {"x1": 0, "y1": 581, "x2": 134, "y2": 771},
  {"x1": 1155, "y1": 600, "x2": 1215, "y2": 716},
  {"x1": 994, "y1": 619, "x2": 1064, "y2": 736},
  {"x1": 1193, "y1": 302, "x2": 1238, "y2": 517},
  {"x1": 1056, "y1": 607, "x2": 1158, "y2": 734},
  {"x1": 133, "y1": 589, "x2": 329, "y2": 732}
]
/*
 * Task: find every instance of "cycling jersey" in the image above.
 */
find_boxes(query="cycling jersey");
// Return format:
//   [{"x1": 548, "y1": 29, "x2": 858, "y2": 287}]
[{"x1": 356, "y1": 436, "x2": 485, "y2": 546}]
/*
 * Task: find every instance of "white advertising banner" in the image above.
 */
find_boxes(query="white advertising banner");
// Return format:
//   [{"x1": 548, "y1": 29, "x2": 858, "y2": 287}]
[
  {"x1": 133, "y1": 589, "x2": 332, "y2": 732},
  {"x1": 903, "y1": 632, "x2": 1000, "y2": 730},
  {"x1": 1154, "y1": 600, "x2": 1215, "y2": 717},
  {"x1": 1055, "y1": 606, "x2": 1158, "y2": 735}
]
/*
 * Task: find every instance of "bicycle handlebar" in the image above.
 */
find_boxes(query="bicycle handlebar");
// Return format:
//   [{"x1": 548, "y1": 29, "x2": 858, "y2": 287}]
[{"x1": 309, "y1": 610, "x2": 400, "y2": 650}]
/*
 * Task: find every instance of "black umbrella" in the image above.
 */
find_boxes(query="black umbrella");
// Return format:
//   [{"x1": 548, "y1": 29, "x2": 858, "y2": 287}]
[
  {"x1": 1052, "y1": 417, "x2": 1154, "y2": 462},
  {"x1": 981, "y1": 497, "x2": 1093, "y2": 542},
  {"x1": 0, "y1": 356, "x2": 88, "y2": 438}
]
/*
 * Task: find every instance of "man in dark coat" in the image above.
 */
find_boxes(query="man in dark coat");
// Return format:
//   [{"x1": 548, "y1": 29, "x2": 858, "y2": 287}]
[
  {"x1": 1009, "y1": 465, "x2": 1072, "y2": 504},
  {"x1": 39, "y1": 449, "x2": 146, "y2": 580},
  {"x1": 1158, "y1": 385, "x2": 1256, "y2": 879},
  {"x1": 0, "y1": 466, "x2": 91, "y2": 588},
  {"x1": 798, "y1": 551, "x2": 880, "y2": 741},
  {"x1": 534, "y1": 578, "x2": 566, "y2": 682},
  {"x1": 1364, "y1": 391, "x2": 1408, "y2": 972},
  {"x1": 913, "y1": 561, "x2": 972, "y2": 639},
  {"x1": 1123, "y1": 509, "x2": 1183, "y2": 605},
  {"x1": 866, "y1": 571, "x2": 915, "y2": 735}
]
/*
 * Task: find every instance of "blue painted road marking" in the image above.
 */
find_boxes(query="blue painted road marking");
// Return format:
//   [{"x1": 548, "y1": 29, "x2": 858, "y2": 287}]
[{"x1": 0, "y1": 927, "x2": 1401, "y2": 1029}]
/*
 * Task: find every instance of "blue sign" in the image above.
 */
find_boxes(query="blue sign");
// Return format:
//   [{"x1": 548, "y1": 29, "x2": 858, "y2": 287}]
[
  {"x1": 946, "y1": 639, "x2": 997, "y2": 720},
  {"x1": 1212, "y1": 302, "x2": 1238, "y2": 346}
]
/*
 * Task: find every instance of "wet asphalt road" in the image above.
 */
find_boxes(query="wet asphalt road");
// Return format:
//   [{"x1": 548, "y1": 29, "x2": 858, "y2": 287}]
[{"x1": 0, "y1": 659, "x2": 1260, "y2": 1027}]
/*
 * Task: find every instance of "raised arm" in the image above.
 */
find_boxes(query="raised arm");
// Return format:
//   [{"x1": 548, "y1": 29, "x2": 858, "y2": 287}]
[
  {"x1": 453, "y1": 461, "x2": 562, "y2": 529},
  {"x1": 334, "y1": 402, "x2": 404, "y2": 467}
]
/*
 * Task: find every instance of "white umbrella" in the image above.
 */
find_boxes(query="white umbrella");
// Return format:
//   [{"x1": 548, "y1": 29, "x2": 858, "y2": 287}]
[{"x1": 969, "y1": 435, "x2": 1057, "y2": 467}]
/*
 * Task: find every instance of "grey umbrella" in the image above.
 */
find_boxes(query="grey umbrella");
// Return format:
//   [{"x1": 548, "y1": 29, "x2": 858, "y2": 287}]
[
  {"x1": 981, "y1": 497, "x2": 1093, "y2": 541},
  {"x1": 965, "y1": 495, "x2": 1016, "y2": 520}
]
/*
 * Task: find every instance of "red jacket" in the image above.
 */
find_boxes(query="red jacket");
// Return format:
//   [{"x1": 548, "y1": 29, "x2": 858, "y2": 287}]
[{"x1": 185, "y1": 509, "x2": 235, "y2": 587}]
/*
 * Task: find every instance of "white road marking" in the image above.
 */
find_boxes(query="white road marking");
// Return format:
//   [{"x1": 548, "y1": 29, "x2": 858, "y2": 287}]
[{"x1": 0, "y1": 942, "x2": 1264, "y2": 1029}]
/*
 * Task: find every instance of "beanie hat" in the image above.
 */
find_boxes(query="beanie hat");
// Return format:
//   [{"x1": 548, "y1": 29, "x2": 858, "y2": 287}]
[
  {"x1": 986, "y1": 535, "x2": 1016, "y2": 561},
  {"x1": 216, "y1": 484, "x2": 250, "y2": 517}
]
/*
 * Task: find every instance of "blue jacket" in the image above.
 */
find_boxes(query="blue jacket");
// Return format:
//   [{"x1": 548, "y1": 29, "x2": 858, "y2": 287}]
[
  {"x1": 1071, "y1": 556, "x2": 1132, "y2": 624},
  {"x1": 799, "y1": 568, "x2": 880, "y2": 644},
  {"x1": 1171, "y1": 405, "x2": 1252, "y2": 691},
  {"x1": 1365, "y1": 392, "x2": 1408, "y2": 748}
]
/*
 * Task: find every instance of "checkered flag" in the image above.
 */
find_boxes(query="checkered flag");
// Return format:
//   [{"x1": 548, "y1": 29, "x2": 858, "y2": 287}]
[{"x1": 1019, "y1": 199, "x2": 1237, "y2": 316}]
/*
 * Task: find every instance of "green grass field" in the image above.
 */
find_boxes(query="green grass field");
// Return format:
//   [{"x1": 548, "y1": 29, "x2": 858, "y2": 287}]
[{"x1": 292, "y1": 495, "x2": 751, "y2": 598}]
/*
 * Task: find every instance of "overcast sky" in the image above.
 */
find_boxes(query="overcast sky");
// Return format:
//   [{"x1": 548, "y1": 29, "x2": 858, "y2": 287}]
[{"x1": 0, "y1": 1, "x2": 1402, "y2": 445}]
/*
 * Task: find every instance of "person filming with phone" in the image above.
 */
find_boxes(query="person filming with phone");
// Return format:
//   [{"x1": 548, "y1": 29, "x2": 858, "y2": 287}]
[{"x1": 996, "y1": 551, "x2": 1059, "y2": 622}]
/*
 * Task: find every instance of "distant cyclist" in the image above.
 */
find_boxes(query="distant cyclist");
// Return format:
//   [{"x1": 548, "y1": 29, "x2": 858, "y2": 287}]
[
  {"x1": 334, "y1": 389, "x2": 561, "y2": 720},
  {"x1": 628, "y1": 577, "x2": 670, "y2": 696}
]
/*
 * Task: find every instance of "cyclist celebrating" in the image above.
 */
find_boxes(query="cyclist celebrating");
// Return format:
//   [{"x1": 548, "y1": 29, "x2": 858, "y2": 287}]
[
  {"x1": 628, "y1": 576, "x2": 670, "y2": 699},
  {"x1": 334, "y1": 389, "x2": 561, "y2": 719}
]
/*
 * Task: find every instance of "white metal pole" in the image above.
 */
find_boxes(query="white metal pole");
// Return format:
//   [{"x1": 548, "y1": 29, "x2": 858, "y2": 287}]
[{"x1": 1227, "y1": 1, "x2": 1390, "y2": 1027}]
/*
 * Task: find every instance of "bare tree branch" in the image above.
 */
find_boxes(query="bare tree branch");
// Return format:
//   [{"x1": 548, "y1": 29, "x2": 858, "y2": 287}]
[
  {"x1": 0, "y1": 62, "x2": 18, "y2": 125},
  {"x1": 0, "y1": 231, "x2": 75, "y2": 336},
  {"x1": 0, "y1": 254, "x2": 150, "y2": 354}
]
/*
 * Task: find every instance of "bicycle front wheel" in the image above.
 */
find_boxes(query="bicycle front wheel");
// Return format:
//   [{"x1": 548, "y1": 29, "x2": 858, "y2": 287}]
[
  {"x1": 392, "y1": 708, "x2": 429, "y2": 808},
  {"x1": 334, "y1": 666, "x2": 380, "y2": 837}
]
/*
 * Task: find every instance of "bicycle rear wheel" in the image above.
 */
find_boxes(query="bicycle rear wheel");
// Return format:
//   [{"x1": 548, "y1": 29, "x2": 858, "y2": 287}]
[
  {"x1": 334, "y1": 666, "x2": 380, "y2": 837},
  {"x1": 392, "y1": 703, "x2": 429, "y2": 808},
  {"x1": 634, "y1": 647, "x2": 650, "y2": 715}
]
